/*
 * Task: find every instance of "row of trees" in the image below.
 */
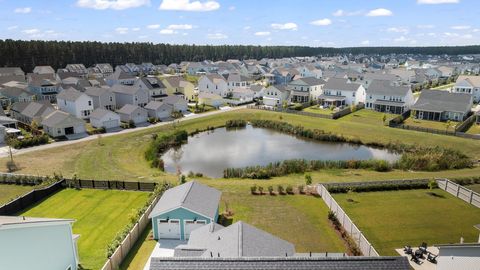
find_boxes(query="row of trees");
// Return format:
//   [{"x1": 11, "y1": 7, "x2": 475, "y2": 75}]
[{"x1": 1, "y1": 39, "x2": 480, "y2": 72}]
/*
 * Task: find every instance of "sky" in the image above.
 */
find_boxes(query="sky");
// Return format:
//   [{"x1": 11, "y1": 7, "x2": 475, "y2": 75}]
[{"x1": 0, "y1": 0, "x2": 478, "y2": 47}]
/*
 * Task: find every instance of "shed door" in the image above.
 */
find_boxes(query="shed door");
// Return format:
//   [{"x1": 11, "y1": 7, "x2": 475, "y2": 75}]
[
  {"x1": 103, "y1": 119, "x2": 118, "y2": 129},
  {"x1": 158, "y1": 219, "x2": 181, "y2": 239},
  {"x1": 184, "y1": 220, "x2": 207, "y2": 240}
]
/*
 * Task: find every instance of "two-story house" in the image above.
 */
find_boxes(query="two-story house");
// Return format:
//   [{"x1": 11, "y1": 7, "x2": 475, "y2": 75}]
[
  {"x1": 162, "y1": 77, "x2": 196, "y2": 101},
  {"x1": 198, "y1": 74, "x2": 229, "y2": 97},
  {"x1": 27, "y1": 73, "x2": 61, "y2": 102},
  {"x1": 454, "y1": 75, "x2": 480, "y2": 103},
  {"x1": 111, "y1": 84, "x2": 148, "y2": 109},
  {"x1": 135, "y1": 77, "x2": 167, "y2": 101},
  {"x1": 320, "y1": 78, "x2": 366, "y2": 107},
  {"x1": 85, "y1": 86, "x2": 116, "y2": 111},
  {"x1": 106, "y1": 69, "x2": 136, "y2": 86},
  {"x1": 57, "y1": 87, "x2": 94, "y2": 119},
  {"x1": 287, "y1": 77, "x2": 326, "y2": 103},
  {"x1": 225, "y1": 73, "x2": 254, "y2": 91},
  {"x1": 365, "y1": 80, "x2": 414, "y2": 114},
  {"x1": 263, "y1": 85, "x2": 290, "y2": 107}
]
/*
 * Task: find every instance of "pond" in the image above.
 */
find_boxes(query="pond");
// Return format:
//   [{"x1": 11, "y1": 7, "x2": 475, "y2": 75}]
[{"x1": 161, "y1": 125, "x2": 400, "y2": 178}]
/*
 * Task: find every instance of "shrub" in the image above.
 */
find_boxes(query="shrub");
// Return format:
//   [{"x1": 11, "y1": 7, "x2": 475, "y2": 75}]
[
  {"x1": 305, "y1": 173, "x2": 312, "y2": 185},
  {"x1": 258, "y1": 186, "x2": 264, "y2": 195},
  {"x1": 298, "y1": 185, "x2": 305, "y2": 194},
  {"x1": 144, "y1": 130, "x2": 189, "y2": 169},
  {"x1": 277, "y1": 185, "x2": 285, "y2": 195},
  {"x1": 268, "y1": 185, "x2": 274, "y2": 195},
  {"x1": 250, "y1": 185, "x2": 258, "y2": 194},
  {"x1": 225, "y1": 119, "x2": 247, "y2": 128},
  {"x1": 286, "y1": 185, "x2": 294, "y2": 195}
]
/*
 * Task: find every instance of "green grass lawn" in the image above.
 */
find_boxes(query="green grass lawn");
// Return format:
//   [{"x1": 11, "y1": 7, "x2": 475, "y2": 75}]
[
  {"x1": 303, "y1": 105, "x2": 335, "y2": 115},
  {"x1": 334, "y1": 189, "x2": 480, "y2": 255},
  {"x1": 0, "y1": 184, "x2": 35, "y2": 205},
  {"x1": 340, "y1": 109, "x2": 397, "y2": 126},
  {"x1": 120, "y1": 226, "x2": 156, "y2": 270},
  {"x1": 20, "y1": 189, "x2": 150, "y2": 270},
  {"x1": 431, "y1": 83, "x2": 454, "y2": 90},
  {"x1": 403, "y1": 117, "x2": 458, "y2": 131},
  {"x1": 466, "y1": 123, "x2": 480, "y2": 135}
]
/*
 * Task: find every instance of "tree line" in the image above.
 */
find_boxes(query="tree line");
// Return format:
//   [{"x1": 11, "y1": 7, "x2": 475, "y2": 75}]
[{"x1": 0, "y1": 39, "x2": 479, "y2": 72}]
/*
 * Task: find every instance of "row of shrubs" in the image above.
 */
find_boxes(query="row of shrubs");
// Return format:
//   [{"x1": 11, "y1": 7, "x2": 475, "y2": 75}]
[
  {"x1": 328, "y1": 210, "x2": 362, "y2": 256},
  {"x1": 225, "y1": 119, "x2": 247, "y2": 128},
  {"x1": 86, "y1": 127, "x2": 106, "y2": 135},
  {"x1": 326, "y1": 180, "x2": 436, "y2": 193},
  {"x1": 0, "y1": 174, "x2": 45, "y2": 186},
  {"x1": 144, "y1": 130, "x2": 189, "y2": 170},
  {"x1": 451, "y1": 176, "x2": 480, "y2": 186},
  {"x1": 248, "y1": 119, "x2": 472, "y2": 171},
  {"x1": 250, "y1": 184, "x2": 306, "y2": 195},
  {"x1": 8, "y1": 134, "x2": 50, "y2": 149},
  {"x1": 224, "y1": 159, "x2": 392, "y2": 179},
  {"x1": 106, "y1": 182, "x2": 172, "y2": 258}
]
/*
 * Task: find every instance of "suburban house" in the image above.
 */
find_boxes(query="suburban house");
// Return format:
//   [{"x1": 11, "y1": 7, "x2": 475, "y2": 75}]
[
  {"x1": 297, "y1": 65, "x2": 323, "y2": 79},
  {"x1": 27, "y1": 73, "x2": 61, "y2": 102},
  {"x1": 93, "y1": 63, "x2": 114, "y2": 77},
  {"x1": 0, "y1": 216, "x2": 79, "y2": 270},
  {"x1": 174, "y1": 221, "x2": 295, "y2": 257},
  {"x1": 111, "y1": 85, "x2": 148, "y2": 109},
  {"x1": 198, "y1": 92, "x2": 224, "y2": 108},
  {"x1": 41, "y1": 110, "x2": 86, "y2": 137},
  {"x1": 225, "y1": 73, "x2": 253, "y2": 90},
  {"x1": 33, "y1": 66, "x2": 55, "y2": 75},
  {"x1": 158, "y1": 95, "x2": 189, "y2": 113},
  {"x1": 272, "y1": 68, "x2": 299, "y2": 85},
  {"x1": 0, "y1": 87, "x2": 35, "y2": 106},
  {"x1": 65, "y1": 64, "x2": 88, "y2": 77},
  {"x1": 198, "y1": 74, "x2": 229, "y2": 97},
  {"x1": 319, "y1": 78, "x2": 366, "y2": 107},
  {"x1": 161, "y1": 77, "x2": 196, "y2": 101},
  {"x1": 263, "y1": 85, "x2": 290, "y2": 107},
  {"x1": 148, "y1": 181, "x2": 221, "y2": 241},
  {"x1": 106, "y1": 69, "x2": 136, "y2": 86},
  {"x1": 135, "y1": 77, "x2": 167, "y2": 101},
  {"x1": 116, "y1": 104, "x2": 148, "y2": 124},
  {"x1": 411, "y1": 90, "x2": 473, "y2": 121},
  {"x1": 454, "y1": 75, "x2": 480, "y2": 102},
  {"x1": 57, "y1": 88, "x2": 94, "y2": 119},
  {"x1": 436, "y1": 243, "x2": 480, "y2": 270},
  {"x1": 85, "y1": 87, "x2": 116, "y2": 111},
  {"x1": 287, "y1": 77, "x2": 325, "y2": 103},
  {"x1": 249, "y1": 84, "x2": 265, "y2": 99},
  {"x1": 89, "y1": 108, "x2": 121, "y2": 130},
  {"x1": 231, "y1": 88, "x2": 255, "y2": 104},
  {"x1": 10, "y1": 100, "x2": 55, "y2": 125},
  {"x1": 365, "y1": 80, "x2": 414, "y2": 114},
  {"x1": 144, "y1": 101, "x2": 173, "y2": 119}
]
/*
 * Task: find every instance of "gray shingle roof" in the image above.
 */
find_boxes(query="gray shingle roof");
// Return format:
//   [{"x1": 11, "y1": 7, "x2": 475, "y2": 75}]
[
  {"x1": 292, "y1": 77, "x2": 326, "y2": 86},
  {"x1": 85, "y1": 86, "x2": 112, "y2": 97},
  {"x1": 177, "y1": 221, "x2": 295, "y2": 258},
  {"x1": 324, "y1": 78, "x2": 361, "y2": 92},
  {"x1": 412, "y1": 90, "x2": 472, "y2": 113},
  {"x1": 117, "y1": 104, "x2": 143, "y2": 115},
  {"x1": 90, "y1": 108, "x2": 117, "y2": 119},
  {"x1": 41, "y1": 110, "x2": 84, "y2": 127},
  {"x1": 57, "y1": 88, "x2": 84, "y2": 102},
  {"x1": 149, "y1": 256, "x2": 410, "y2": 270},
  {"x1": 366, "y1": 80, "x2": 410, "y2": 97},
  {"x1": 141, "y1": 77, "x2": 166, "y2": 89},
  {"x1": 22, "y1": 101, "x2": 54, "y2": 119},
  {"x1": 149, "y1": 181, "x2": 221, "y2": 220},
  {"x1": 111, "y1": 84, "x2": 140, "y2": 95},
  {"x1": 145, "y1": 101, "x2": 172, "y2": 111}
]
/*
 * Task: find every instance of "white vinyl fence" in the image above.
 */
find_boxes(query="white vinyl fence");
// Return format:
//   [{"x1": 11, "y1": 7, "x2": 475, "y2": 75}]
[
  {"x1": 317, "y1": 184, "x2": 380, "y2": 257},
  {"x1": 101, "y1": 196, "x2": 159, "y2": 270},
  {"x1": 436, "y1": 178, "x2": 480, "y2": 208}
]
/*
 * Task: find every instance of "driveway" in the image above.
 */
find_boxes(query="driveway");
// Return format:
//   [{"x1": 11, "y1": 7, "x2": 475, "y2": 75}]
[
  {"x1": 143, "y1": 240, "x2": 186, "y2": 270},
  {"x1": 0, "y1": 105, "x2": 246, "y2": 158}
]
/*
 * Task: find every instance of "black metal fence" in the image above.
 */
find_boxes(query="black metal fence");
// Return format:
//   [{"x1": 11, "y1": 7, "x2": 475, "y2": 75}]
[
  {"x1": 63, "y1": 179, "x2": 157, "y2": 191},
  {"x1": 0, "y1": 180, "x2": 65, "y2": 215},
  {"x1": 247, "y1": 103, "x2": 364, "y2": 120}
]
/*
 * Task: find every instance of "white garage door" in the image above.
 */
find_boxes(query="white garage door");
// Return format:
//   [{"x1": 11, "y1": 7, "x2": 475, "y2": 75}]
[
  {"x1": 102, "y1": 119, "x2": 119, "y2": 129},
  {"x1": 184, "y1": 220, "x2": 207, "y2": 240},
  {"x1": 158, "y1": 219, "x2": 181, "y2": 239}
]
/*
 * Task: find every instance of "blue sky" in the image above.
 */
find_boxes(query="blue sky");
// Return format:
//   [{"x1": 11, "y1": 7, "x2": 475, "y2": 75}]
[{"x1": 0, "y1": 0, "x2": 478, "y2": 47}]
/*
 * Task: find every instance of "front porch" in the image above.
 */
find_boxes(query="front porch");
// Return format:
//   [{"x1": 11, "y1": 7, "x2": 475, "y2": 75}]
[{"x1": 372, "y1": 100, "x2": 405, "y2": 114}]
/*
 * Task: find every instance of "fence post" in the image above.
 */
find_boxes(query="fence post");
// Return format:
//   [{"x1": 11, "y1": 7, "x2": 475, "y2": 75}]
[
  {"x1": 137, "y1": 182, "x2": 140, "y2": 190},
  {"x1": 107, "y1": 181, "x2": 110, "y2": 189},
  {"x1": 445, "y1": 179, "x2": 448, "y2": 191},
  {"x1": 456, "y1": 184, "x2": 460, "y2": 197},
  {"x1": 92, "y1": 180, "x2": 95, "y2": 189},
  {"x1": 470, "y1": 190, "x2": 474, "y2": 204}
]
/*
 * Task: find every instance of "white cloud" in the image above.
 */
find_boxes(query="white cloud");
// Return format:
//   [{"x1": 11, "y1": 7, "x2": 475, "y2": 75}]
[
  {"x1": 243, "y1": 26, "x2": 251, "y2": 30},
  {"x1": 387, "y1": 27, "x2": 409, "y2": 34},
  {"x1": 76, "y1": 0, "x2": 150, "y2": 10},
  {"x1": 366, "y1": 8, "x2": 393, "y2": 17},
  {"x1": 115, "y1": 27, "x2": 129, "y2": 34},
  {"x1": 451, "y1": 25, "x2": 471, "y2": 30},
  {"x1": 254, "y1": 31, "x2": 271, "y2": 36},
  {"x1": 271, "y1": 23, "x2": 298, "y2": 30},
  {"x1": 22, "y1": 29, "x2": 40, "y2": 35},
  {"x1": 159, "y1": 0, "x2": 220, "y2": 12},
  {"x1": 147, "y1": 24, "x2": 161, "y2": 29},
  {"x1": 159, "y1": 29, "x2": 176, "y2": 34},
  {"x1": 132, "y1": 27, "x2": 141, "y2": 31},
  {"x1": 361, "y1": 40, "x2": 370, "y2": 45},
  {"x1": 138, "y1": 35, "x2": 148, "y2": 39},
  {"x1": 417, "y1": 24, "x2": 435, "y2": 29},
  {"x1": 7, "y1": 26, "x2": 18, "y2": 31},
  {"x1": 207, "y1": 33, "x2": 228, "y2": 39},
  {"x1": 310, "y1": 18, "x2": 332, "y2": 26},
  {"x1": 167, "y1": 24, "x2": 194, "y2": 30},
  {"x1": 417, "y1": 0, "x2": 459, "y2": 4},
  {"x1": 332, "y1": 9, "x2": 363, "y2": 17},
  {"x1": 14, "y1": 7, "x2": 32, "y2": 14}
]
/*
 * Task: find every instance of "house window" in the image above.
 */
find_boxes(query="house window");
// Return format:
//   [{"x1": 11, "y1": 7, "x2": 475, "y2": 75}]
[
  {"x1": 88, "y1": 101, "x2": 92, "y2": 106},
  {"x1": 110, "y1": 96, "x2": 113, "y2": 102}
]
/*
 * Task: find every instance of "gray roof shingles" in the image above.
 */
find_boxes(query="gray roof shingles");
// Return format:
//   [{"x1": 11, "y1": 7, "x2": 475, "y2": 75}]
[{"x1": 412, "y1": 89, "x2": 472, "y2": 113}]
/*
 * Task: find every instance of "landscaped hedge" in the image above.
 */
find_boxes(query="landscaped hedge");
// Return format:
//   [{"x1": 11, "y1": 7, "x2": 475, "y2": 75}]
[
  {"x1": 8, "y1": 134, "x2": 50, "y2": 149},
  {"x1": 0, "y1": 174, "x2": 46, "y2": 186},
  {"x1": 326, "y1": 181, "x2": 434, "y2": 193},
  {"x1": 225, "y1": 119, "x2": 247, "y2": 128},
  {"x1": 450, "y1": 176, "x2": 480, "y2": 186}
]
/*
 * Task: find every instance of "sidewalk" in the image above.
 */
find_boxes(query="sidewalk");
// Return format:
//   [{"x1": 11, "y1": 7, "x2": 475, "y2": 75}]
[{"x1": 0, "y1": 105, "x2": 245, "y2": 158}]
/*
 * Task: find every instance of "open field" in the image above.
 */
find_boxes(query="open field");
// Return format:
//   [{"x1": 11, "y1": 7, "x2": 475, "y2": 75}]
[
  {"x1": 0, "y1": 184, "x2": 35, "y2": 205},
  {"x1": 403, "y1": 117, "x2": 458, "y2": 131},
  {"x1": 303, "y1": 105, "x2": 335, "y2": 115},
  {"x1": 334, "y1": 189, "x2": 480, "y2": 255},
  {"x1": 466, "y1": 123, "x2": 480, "y2": 135},
  {"x1": 20, "y1": 189, "x2": 150, "y2": 270}
]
